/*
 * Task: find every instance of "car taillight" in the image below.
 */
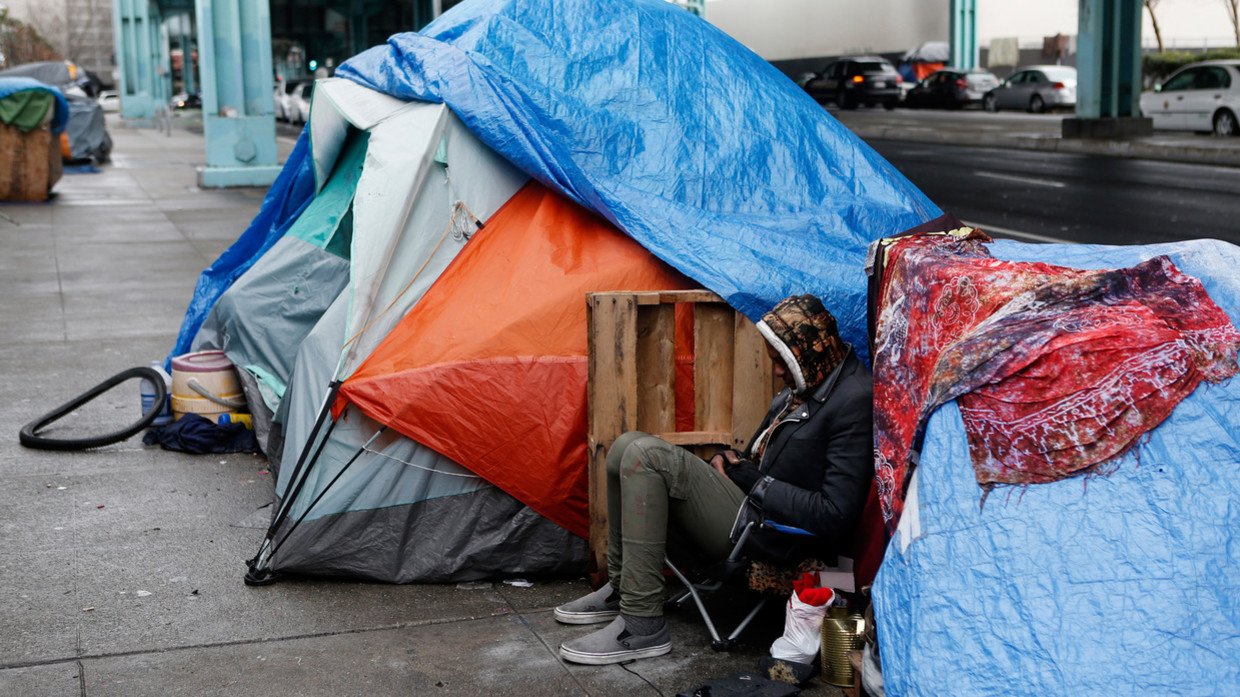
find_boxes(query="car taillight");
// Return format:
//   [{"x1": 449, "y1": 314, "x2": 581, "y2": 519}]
[
  {"x1": 895, "y1": 75, "x2": 903, "y2": 84},
  {"x1": 955, "y1": 79, "x2": 968, "y2": 88},
  {"x1": 1052, "y1": 82, "x2": 1066, "y2": 90},
  {"x1": 852, "y1": 75, "x2": 865, "y2": 84}
]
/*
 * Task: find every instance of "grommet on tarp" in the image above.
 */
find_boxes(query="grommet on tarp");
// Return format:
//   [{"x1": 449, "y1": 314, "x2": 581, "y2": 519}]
[{"x1": 19, "y1": 367, "x2": 167, "y2": 451}]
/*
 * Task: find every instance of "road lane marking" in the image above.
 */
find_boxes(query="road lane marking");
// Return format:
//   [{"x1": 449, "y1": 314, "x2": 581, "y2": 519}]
[
  {"x1": 963, "y1": 220, "x2": 1073, "y2": 244},
  {"x1": 972, "y1": 170, "x2": 1066, "y2": 188}
]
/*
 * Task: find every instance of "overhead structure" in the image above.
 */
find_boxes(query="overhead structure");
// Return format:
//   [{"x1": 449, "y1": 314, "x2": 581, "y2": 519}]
[
  {"x1": 112, "y1": 0, "x2": 173, "y2": 121},
  {"x1": 1065, "y1": 0, "x2": 1153, "y2": 138},
  {"x1": 949, "y1": 0, "x2": 977, "y2": 70},
  {"x1": 195, "y1": 0, "x2": 280, "y2": 187}
]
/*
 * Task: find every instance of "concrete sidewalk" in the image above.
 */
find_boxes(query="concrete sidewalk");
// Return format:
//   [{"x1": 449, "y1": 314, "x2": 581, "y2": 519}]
[
  {"x1": 0, "y1": 118, "x2": 842, "y2": 696},
  {"x1": 834, "y1": 108, "x2": 1240, "y2": 168}
]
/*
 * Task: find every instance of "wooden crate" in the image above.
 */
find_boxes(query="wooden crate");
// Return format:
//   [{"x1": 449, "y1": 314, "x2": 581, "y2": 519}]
[
  {"x1": 586, "y1": 290, "x2": 778, "y2": 578},
  {"x1": 0, "y1": 122, "x2": 62, "y2": 202}
]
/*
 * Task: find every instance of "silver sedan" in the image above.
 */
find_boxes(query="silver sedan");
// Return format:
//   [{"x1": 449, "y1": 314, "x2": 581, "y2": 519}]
[{"x1": 983, "y1": 65, "x2": 1077, "y2": 113}]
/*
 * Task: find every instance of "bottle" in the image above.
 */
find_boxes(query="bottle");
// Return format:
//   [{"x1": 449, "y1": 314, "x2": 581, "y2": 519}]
[
  {"x1": 140, "y1": 361, "x2": 173, "y2": 427},
  {"x1": 218, "y1": 413, "x2": 253, "y2": 429}
]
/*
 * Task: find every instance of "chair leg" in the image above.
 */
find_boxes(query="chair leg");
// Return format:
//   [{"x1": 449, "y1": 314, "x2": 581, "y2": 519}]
[
  {"x1": 666, "y1": 559, "x2": 724, "y2": 645},
  {"x1": 666, "y1": 557, "x2": 771, "y2": 652}
]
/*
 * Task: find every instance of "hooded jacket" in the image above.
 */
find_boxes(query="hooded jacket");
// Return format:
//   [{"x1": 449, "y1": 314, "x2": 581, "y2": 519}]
[
  {"x1": 741, "y1": 351, "x2": 874, "y2": 563},
  {"x1": 740, "y1": 296, "x2": 874, "y2": 563}
]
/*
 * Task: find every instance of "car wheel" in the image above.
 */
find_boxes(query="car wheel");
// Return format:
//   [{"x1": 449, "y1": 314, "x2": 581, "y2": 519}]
[
  {"x1": 839, "y1": 91, "x2": 858, "y2": 110},
  {"x1": 1213, "y1": 109, "x2": 1238, "y2": 136},
  {"x1": 1029, "y1": 94, "x2": 1046, "y2": 114},
  {"x1": 883, "y1": 99, "x2": 896, "y2": 111},
  {"x1": 983, "y1": 94, "x2": 997, "y2": 112}
]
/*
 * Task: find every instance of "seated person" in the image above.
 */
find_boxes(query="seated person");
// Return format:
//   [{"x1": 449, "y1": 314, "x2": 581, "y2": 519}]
[{"x1": 556, "y1": 294, "x2": 874, "y2": 665}]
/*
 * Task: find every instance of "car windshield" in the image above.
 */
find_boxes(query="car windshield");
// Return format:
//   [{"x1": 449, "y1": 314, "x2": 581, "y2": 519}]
[
  {"x1": 857, "y1": 61, "x2": 893, "y2": 73},
  {"x1": 1042, "y1": 67, "x2": 1076, "y2": 82}
]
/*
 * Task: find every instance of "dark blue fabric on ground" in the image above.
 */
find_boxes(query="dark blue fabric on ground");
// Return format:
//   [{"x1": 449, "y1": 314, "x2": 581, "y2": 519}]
[{"x1": 143, "y1": 414, "x2": 258, "y2": 454}]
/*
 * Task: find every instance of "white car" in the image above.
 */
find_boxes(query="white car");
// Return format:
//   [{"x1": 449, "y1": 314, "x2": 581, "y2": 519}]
[
  {"x1": 98, "y1": 90, "x2": 119, "y2": 113},
  {"x1": 1140, "y1": 60, "x2": 1240, "y2": 136},
  {"x1": 288, "y1": 81, "x2": 314, "y2": 124},
  {"x1": 273, "y1": 80, "x2": 302, "y2": 122}
]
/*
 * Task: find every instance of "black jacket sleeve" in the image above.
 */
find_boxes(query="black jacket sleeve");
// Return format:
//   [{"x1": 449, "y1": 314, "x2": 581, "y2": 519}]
[{"x1": 751, "y1": 367, "x2": 874, "y2": 547}]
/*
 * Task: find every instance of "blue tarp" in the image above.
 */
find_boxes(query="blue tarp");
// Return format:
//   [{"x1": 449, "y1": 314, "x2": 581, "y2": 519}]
[
  {"x1": 0, "y1": 76, "x2": 69, "y2": 133},
  {"x1": 169, "y1": 131, "x2": 315, "y2": 362},
  {"x1": 172, "y1": 0, "x2": 939, "y2": 361},
  {"x1": 874, "y1": 238, "x2": 1240, "y2": 696}
]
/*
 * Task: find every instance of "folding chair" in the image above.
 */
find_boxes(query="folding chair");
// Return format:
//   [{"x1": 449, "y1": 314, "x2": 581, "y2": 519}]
[{"x1": 664, "y1": 519, "x2": 816, "y2": 651}]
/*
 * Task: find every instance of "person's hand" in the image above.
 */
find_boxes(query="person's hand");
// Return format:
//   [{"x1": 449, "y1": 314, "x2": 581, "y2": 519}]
[
  {"x1": 724, "y1": 455, "x2": 762, "y2": 492},
  {"x1": 709, "y1": 452, "x2": 728, "y2": 476}
]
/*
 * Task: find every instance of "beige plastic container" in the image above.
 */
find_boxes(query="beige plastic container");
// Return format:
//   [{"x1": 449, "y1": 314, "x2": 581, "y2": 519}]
[{"x1": 170, "y1": 350, "x2": 244, "y2": 421}]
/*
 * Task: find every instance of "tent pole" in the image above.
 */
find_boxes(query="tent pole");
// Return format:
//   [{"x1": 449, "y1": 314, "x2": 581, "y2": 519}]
[
  {"x1": 245, "y1": 381, "x2": 342, "y2": 585},
  {"x1": 262, "y1": 427, "x2": 388, "y2": 564}
]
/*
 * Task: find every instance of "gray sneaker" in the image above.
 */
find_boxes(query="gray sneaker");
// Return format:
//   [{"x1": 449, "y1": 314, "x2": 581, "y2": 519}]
[
  {"x1": 553, "y1": 582, "x2": 621, "y2": 625},
  {"x1": 559, "y1": 615, "x2": 671, "y2": 665}
]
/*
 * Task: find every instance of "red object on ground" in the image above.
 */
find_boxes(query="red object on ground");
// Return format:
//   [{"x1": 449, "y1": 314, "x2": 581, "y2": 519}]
[
  {"x1": 336, "y1": 182, "x2": 696, "y2": 538},
  {"x1": 871, "y1": 228, "x2": 1240, "y2": 531}
]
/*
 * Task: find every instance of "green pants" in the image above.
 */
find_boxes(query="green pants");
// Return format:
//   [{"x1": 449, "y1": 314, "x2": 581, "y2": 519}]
[{"x1": 606, "y1": 431, "x2": 747, "y2": 617}]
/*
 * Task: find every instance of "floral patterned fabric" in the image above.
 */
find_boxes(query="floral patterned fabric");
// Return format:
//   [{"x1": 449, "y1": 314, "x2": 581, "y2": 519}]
[{"x1": 871, "y1": 229, "x2": 1240, "y2": 530}]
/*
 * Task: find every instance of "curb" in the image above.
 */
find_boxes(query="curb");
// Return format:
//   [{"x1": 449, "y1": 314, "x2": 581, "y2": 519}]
[{"x1": 849, "y1": 126, "x2": 1240, "y2": 168}]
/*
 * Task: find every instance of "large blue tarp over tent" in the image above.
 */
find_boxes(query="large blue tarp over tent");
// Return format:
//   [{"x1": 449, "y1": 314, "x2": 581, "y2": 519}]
[
  {"x1": 171, "y1": 0, "x2": 939, "y2": 361},
  {"x1": 874, "y1": 238, "x2": 1240, "y2": 696}
]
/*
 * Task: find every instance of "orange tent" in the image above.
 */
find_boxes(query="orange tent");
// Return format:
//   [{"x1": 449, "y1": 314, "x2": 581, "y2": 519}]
[{"x1": 337, "y1": 182, "x2": 696, "y2": 536}]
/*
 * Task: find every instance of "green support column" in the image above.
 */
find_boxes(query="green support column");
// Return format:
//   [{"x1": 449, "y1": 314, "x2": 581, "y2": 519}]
[
  {"x1": 1064, "y1": 0, "x2": 1152, "y2": 138},
  {"x1": 113, "y1": 0, "x2": 158, "y2": 119},
  {"x1": 195, "y1": 0, "x2": 280, "y2": 188},
  {"x1": 154, "y1": 8, "x2": 172, "y2": 107},
  {"x1": 949, "y1": 0, "x2": 977, "y2": 69},
  {"x1": 182, "y1": 12, "x2": 196, "y2": 97}
]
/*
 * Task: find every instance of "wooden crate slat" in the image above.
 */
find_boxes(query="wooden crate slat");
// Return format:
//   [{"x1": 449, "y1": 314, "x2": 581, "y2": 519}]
[
  {"x1": 633, "y1": 290, "x2": 725, "y2": 305},
  {"x1": 636, "y1": 303, "x2": 676, "y2": 435},
  {"x1": 652, "y1": 430, "x2": 733, "y2": 446},
  {"x1": 731, "y1": 314, "x2": 775, "y2": 448},
  {"x1": 693, "y1": 303, "x2": 736, "y2": 434},
  {"x1": 586, "y1": 293, "x2": 639, "y2": 578}
]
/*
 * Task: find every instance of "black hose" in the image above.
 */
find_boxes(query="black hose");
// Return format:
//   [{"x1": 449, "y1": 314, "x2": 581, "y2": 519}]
[{"x1": 19, "y1": 366, "x2": 166, "y2": 451}]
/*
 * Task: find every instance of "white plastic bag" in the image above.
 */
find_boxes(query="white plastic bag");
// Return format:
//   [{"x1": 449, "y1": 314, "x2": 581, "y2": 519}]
[{"x1": 769, "y1": 591, "x2": 830, "y2": 663}]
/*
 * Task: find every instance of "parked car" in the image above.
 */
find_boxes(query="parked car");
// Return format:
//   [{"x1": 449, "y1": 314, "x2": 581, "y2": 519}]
[
  {"x1": 802, "y1": 56, "x2": 902, "y2": 109},
  {"x1": 1140, "y1": 60, "x2": 1240, "y2": 136},
  {"x1": 170, "y1": 91, "x2": 201, "y2": 110},
  {"x1": 273, "y1": 80, "x2": 303, "y2": 122},
  {"x1": 97, "y1": 90, "x2": 120, "y2": 113},
  {"x1": 287, "y1": 80, "x2": 314, "y2": 123},
  {"x1": 982, "y1": 65, "x2": 1077, "y2": 113},
  {"x1": 904, "y1": 68, "x2": 1000, "y2": 109}
]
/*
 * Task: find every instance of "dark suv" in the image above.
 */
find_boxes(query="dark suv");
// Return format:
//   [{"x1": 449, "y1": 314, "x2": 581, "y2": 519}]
[{"x1": 802, "y1": 56, "x2": 902, "y2": 109}]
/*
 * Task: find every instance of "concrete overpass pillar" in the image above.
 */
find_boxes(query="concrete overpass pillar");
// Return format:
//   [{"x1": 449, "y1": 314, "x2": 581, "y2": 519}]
[
  {"x1": 950, "y1": 0, "x2": 977, "y2": 70},
  {"x1": 181, "y1": 12, "x2": 196, "y2": 97},
  {"x1": 113, "y1": 0, "x2": 164, "y2": 120},
  {"x1": 1064, "y1": 0, "x2": 1152, "y2": 138},
  {"x1": 195, "y1": 0, "x2": 280, "y2": 188}
]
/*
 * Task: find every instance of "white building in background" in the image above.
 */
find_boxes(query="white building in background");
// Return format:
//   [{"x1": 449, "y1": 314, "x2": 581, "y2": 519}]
[
  {"x1": 704, "y1": 0, "x2": 950, "y2": 73},
  {"x1": 3, "y1": 0, "x2": 116, "y2": 82}
]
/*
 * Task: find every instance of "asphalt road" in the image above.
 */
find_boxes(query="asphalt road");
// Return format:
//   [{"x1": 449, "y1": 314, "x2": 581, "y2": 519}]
[{"x1": 866, "y1": 138, "x2": 1240, "y2": 246}]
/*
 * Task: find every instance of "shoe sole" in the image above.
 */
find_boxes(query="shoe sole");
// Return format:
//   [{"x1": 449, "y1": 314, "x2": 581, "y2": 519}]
[
  {"x1": 559, "y1": 641, "x2": 672, "y2": 665},
  {"x1": 553, "y1": 608, "x2": 620, "y2": 625}
]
